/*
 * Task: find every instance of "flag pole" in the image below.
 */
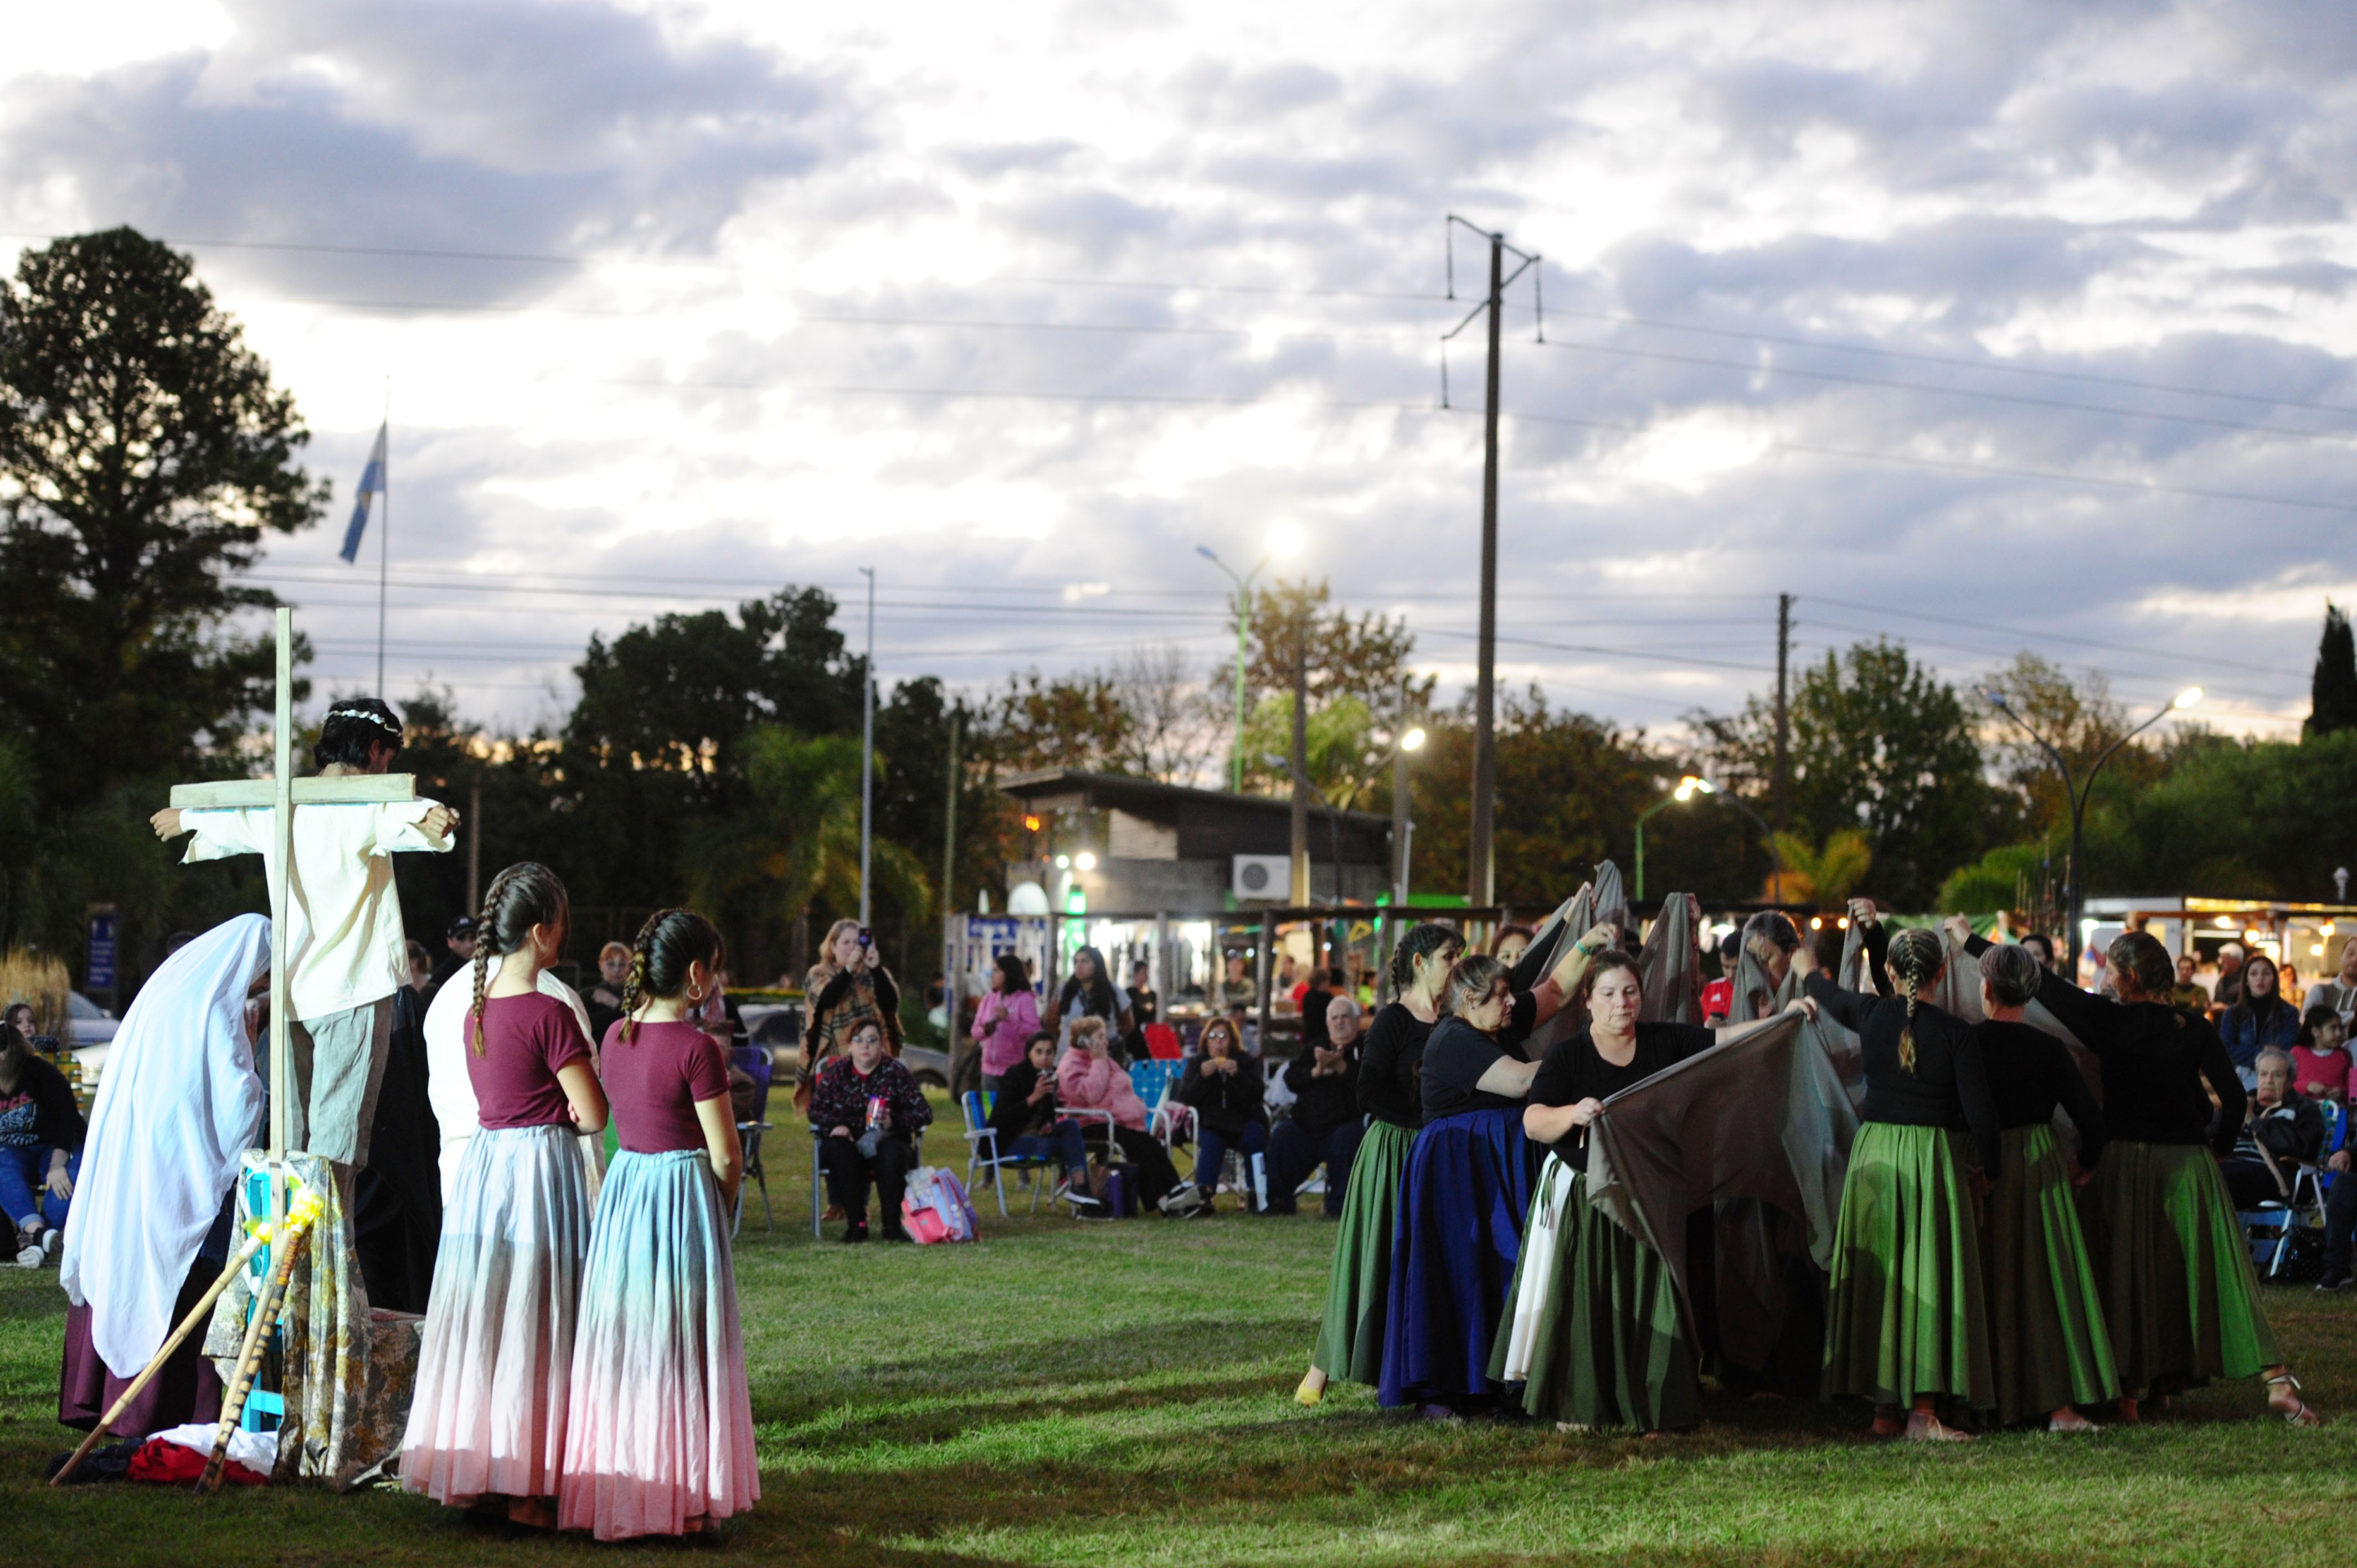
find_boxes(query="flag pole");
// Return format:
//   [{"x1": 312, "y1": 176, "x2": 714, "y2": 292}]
[{"x1": 377, "y1": 381, "x2": 389, "y2": 698}]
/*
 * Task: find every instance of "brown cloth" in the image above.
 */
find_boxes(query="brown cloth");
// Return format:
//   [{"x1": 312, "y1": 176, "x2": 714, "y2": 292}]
[{"x1": 1584, "y1": 1013, "x2": 1860, "y2": 1358}]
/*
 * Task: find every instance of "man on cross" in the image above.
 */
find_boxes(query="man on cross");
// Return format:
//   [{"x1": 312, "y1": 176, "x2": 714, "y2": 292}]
[{"x1": 150, "y1": 699, "x2": 457, "y2": 1177}]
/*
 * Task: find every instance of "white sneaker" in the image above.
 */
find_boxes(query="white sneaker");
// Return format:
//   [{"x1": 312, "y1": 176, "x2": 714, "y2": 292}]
[
  {"x1": 40, "y1": 1229, "x2": 60, "y2": 1260},
  {"x1": 14, "y1": 1244, "x2": 42, "y2": 1268}
]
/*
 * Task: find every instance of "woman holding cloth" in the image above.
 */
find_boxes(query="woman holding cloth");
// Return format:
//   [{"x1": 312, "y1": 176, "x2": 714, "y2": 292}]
[
  {"x1": 1953, "y1": 922, "x2": 2318, "y2": 1426},
  {"x1": 1967, "y1": 940, "x2": 2114, "y2": 1432},
  {"x1": 1500, "y1": 951, "x2": 1815, "y2": 1432},
  {"x1": 1807, "y1": 921, "x2": 2000, "y2": 1441},
  {"x1": 1379, "y1": 933, "x2": 1604, "y2": 1418}
]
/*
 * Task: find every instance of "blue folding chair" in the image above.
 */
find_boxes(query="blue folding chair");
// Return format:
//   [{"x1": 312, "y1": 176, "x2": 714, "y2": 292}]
[
  {"x1": 962, "y1": 1090, "x2": 1058, "y2": 1216},
  {"x1": 729, "y1": 1045, "x2": 774, "y2": 1237}
]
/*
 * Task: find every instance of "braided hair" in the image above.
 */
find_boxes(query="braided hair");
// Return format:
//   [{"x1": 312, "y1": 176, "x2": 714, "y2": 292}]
[
  {"x1": 468, "y1": 862, "x2": 570, "y2": 1055},
  {"x1": 1391, "y1": 922, "x2": 1466, "y2": 994},
  {"x1": 1885, "y1": 926, "x2": 1947, "y2": 1074},
  {"x1": 621, "y1": 907, "x2": 725, "y2": 1044}
]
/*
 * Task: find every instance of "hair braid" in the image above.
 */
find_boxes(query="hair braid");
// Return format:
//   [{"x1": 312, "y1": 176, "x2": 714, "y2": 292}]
[
  {"x1": 1884, "y1": 926, "x2": 1946, "y2": 1075},
  {"x1": 468, "y1": 861, "x2": 569, "y2": 1056},
  {"x1": 619, "y1": 906, "x2": 724, "y2": 1047},
  {"x1": 620, "y1": 947, "x2": 650, "y2": 1044},
  {"x1": 467, "y1": 862, "x2": 524, "y2": 1055}
]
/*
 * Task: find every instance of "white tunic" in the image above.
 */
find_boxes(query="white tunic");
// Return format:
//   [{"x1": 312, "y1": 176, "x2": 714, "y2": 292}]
[
  {"x1": 178, "y1": 800, "x2": 450, "y2": 1021},
  {"x1": 60, "y1": 916, "x2": 271, "y2": 1378}
]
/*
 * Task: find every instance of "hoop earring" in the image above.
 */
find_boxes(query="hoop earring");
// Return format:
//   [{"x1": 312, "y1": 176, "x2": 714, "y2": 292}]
[{"x1": 685, "y1": 983, "x2": 705, "y2": 1005}]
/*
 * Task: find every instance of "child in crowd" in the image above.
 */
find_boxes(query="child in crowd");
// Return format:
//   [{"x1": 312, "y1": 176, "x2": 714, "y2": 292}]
[
  {"x1": 562, "y1": 909, "x2": 756, "y2": 1540},
  {"x1": 2293, "y1": 1008, "x2": 2353, "y2": 1106},
  {"x1": 402, "y1": 863, "x2": 607, "y2": 1530}
]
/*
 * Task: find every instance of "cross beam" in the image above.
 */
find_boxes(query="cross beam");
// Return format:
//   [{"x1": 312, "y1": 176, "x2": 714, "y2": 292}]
[{"x1": 169, "y1": 776, "x2": 418, "y2": 809}]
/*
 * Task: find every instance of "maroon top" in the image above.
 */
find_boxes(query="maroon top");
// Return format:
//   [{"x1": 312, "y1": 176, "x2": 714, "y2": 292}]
[
  {"x1": 597, "y1": 1019, "x2": 732, "y2": 1154},
  {"x1": 467, "y1": 993, "x2": 591, "y2": 1129}
]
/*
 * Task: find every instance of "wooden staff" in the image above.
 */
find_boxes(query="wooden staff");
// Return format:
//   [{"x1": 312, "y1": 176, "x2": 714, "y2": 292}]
[
  {"x1": 48, "y1": 1230, "x2": 272, "y2": 1487},
  {"x1": 198, "y1": 1191, "x2": 321, "y2": 1494}
]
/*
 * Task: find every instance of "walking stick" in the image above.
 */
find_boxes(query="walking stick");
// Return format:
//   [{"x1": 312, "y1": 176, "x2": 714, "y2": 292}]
[
  {"x1": 198, "y1": 1188, "x2": 323, "y2": 1494},
  {"x1": 49, "y1": 1229, "x2": 273, "y2": 1487}
]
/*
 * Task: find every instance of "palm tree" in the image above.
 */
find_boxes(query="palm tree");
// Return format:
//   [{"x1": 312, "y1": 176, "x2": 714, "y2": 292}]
[{"x1": 1766, "y1": 827, "x2": 1873, "y2": 907}]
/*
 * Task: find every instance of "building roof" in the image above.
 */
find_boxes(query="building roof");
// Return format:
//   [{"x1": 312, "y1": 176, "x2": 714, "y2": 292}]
[{"x1": 997, "y1": 767, "x2": 1391, "y2": 865}]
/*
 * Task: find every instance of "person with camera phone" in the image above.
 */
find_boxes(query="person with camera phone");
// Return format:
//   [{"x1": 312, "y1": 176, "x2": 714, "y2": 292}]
[
  {"x1": 797, "y1": 917, "x2": 903, "y2": 1118},
  {"x1": 0, "y1": 1002, "x2": 81, "y2": 1267}
]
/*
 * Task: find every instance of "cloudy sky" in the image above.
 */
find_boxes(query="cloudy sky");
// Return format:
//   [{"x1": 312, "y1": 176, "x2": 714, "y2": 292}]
[{"x1": 5, "y1": 0, "x2": 2353, "y2": 751}]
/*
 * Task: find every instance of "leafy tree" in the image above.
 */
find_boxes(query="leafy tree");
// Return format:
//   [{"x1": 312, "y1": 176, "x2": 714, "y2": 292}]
[
  {"x1": 1695, "y1": 640, "x2": 1987, "y2": 909},
  {"x1": 981, "y1": 669, "x2": 1131, "y2": 773},
  {"x1": 2308, "y1": 602, "x2": 2357, "y2": 740},
  {"x1": 1239, "y1": 579, "x2": 1432, "y2": 800},
  {"x1": 0, "y1": 228, "x2": 324, "y2": 972},
  {"x1": 1976, "y1": 652, "x2": 2168, "y2": 835},
  {"x1": 1103, "y1": 643, "x2": 1221, "y2": 786}
]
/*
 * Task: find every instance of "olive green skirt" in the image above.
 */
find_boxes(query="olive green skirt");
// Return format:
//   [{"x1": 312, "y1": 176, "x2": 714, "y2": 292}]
[
  {"x1": 1982, "y1": 1123, "x2": 2118, "y2": 1423},
  {"x1": 2078, "y1": 1139, "x2": 2278, "y2": 1397},
  {"x1": 1310, "y1": 1118, "x2": 1418, "y2": 1385},
  {"x1": 1490, "y1": 1153, "x2": 1698, "y2": 1431},
  {"x1": 1822, "y1": 1122, "x2": 1994, "y2": 1409}
]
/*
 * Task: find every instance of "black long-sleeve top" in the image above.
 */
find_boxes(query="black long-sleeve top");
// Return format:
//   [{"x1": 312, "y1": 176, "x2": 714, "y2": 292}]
[
  {"x1": 1966, "y1": 935, "x2": 2243, "y2": 1154},
  {"x1": 989, "y1": 1058, "x2": 1056, "y2": 1143},
  {"x1": 1806, "y1": 973, "x2": 2001, "y2": 1172},
  {"x1": 1283, "y1": 1041, "x2": 1361, "y2": 1139},
  {"x1": 1178, "y1": 1054, "x2": 1267, "y2": 1139},
  {"x1": 1972, "y1": 1019, "x2": 2107, "y2": 1169},
  {"x1": 1359, "y1": 1002, "x2": 1436, "y2": 1131}
]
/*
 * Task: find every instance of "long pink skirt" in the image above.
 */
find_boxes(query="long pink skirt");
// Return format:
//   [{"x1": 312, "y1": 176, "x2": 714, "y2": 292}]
[
  {"x1": 400, "y1": 1125, "x2": 590, "y2": 1505},
  {"x1": 559, "y1": 1148, "x2": 759, "y2": 1539}
]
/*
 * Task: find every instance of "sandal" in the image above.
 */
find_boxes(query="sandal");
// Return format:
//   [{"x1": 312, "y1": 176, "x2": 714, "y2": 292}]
[
  {"x1": 1902, "y1": 1409, "x2": 1973, "y2": 1443},
  {"x1": 2265, "y1": 1372, "x2": 2322, "y2": 1428}
]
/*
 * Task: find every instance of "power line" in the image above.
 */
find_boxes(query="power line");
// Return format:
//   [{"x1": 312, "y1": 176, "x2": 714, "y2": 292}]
[{"x1": 1799, "y1": 594, "x2": 2292, "y2": 679}]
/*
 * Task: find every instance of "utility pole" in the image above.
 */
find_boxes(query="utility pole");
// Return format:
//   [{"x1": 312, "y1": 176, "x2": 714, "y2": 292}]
[
  {"x1": 858, "y1": 566, "x2": 876, "y2": 929},
  {"x1": 1442, "y1": 217, "x2": 1540, "y2": 908},
  {"x1": 1290, "y1": 629, "x2": 1311, "y2": 904},
  {"x1": 1774, "y1": 592, "x2": 1793, "y2": 832},
  {"x1": 939, "y1": 711, "x2": 960, "y2": 925}
]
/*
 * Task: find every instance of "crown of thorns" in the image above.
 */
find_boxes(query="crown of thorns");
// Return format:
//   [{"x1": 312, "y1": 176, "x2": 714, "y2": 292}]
[{"x1": 324, "y1": 706, "x2": 402, "y2": 733}]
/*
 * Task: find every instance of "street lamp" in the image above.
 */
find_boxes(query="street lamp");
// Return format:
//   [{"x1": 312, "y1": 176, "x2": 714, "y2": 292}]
[
  {"x1": 1635, "y1": 775, "x2": 1712, "y2": 902},
  {"x1": 1264, "y1": 753, "x2": 1346, "y2": 904},
  {"x1": 1392, "y1": 722, "x2": 1426, "y2": 908},
  {"x1": 1197, "y1": 544, "x2": 1277, "y2": 793},
  {"x1": 1983, "y1": 684, "x2": 2201, "y2": 968}
]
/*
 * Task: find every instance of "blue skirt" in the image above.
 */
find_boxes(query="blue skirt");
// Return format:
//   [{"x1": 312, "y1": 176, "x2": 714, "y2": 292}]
[{"x1": 1378, "y1": 1107, "x2": 1537, "y2": 1407}]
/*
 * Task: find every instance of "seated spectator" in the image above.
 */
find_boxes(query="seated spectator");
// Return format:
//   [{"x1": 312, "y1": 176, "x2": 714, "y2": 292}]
[
  {"x1": 1056, "y1": 1016, "x2": 1187, "y2": 1212},
  {"x1": 989, "y1": 1031, "x2": 1089, "y2": 1188},
  {"x1": 1212, "y1": 953, "x2": 1258, "y2": 1012},
  {"x1": 2284, "y1": 964, "x2": 2307, "y2": 1009},
  {"x1": 0, "y1": 1003, "x2": 83, "y2": 1265},
  {"x1": 2293, "y1": 1009, "x2": 2353, "y2": 1105},
  {"x1": 1178, "y1": 1018, "x2": 1268, "y2": 1211},
  {"x1": 1266, "y1": 994, "x2": 1367, "y2": 1218},
  {"x1": 809, "y1": 1019, "x2": 932, "y2": 1244},
  {"x1": 2221, "y1": 954, "x2": 2302, "y2": 1088},
  {"x1": 2214, "y1": 942, "x2": 2246, "y2": 1010},
  {"x1": 1700, "y1": 932, "x2": 1740, "y2": 1024},
  {"x1": 2220, "y1": 1049, "x2": 2326, "y2": 1211},
  {"x1": 2169, "y1": 953, "x2": 2209, "y2": 1015}
]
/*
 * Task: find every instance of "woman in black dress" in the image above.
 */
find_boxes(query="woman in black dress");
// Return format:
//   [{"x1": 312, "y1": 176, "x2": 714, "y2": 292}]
[
  {"x1": 1499, "y1": 951, "x2": 1814, "y2": 1431},
  {"x1": 1953, "y1": 922, "x2": 2318, "y2": 1425},
  {"x1": 1298, "y1": 922, "x2": 1463, "y2": 1405},
  {"x1": 1176, "y1": 1017, "x2": 1267, "y2": 1211}
]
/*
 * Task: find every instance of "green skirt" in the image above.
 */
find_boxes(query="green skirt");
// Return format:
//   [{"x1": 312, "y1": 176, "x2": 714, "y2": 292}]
[
  {"x1": 1490, "y1": 1153, "x2": 1697, "y2": 1430},
  {"x1": 1822, "y1": 1122, "x2": 1994, "y2": 1409},
  {"x1": 2079, "y1": 1139, "x2": 2278, "y2": 1397},
  {"x1": 1982, "y1": 1123, "x2": 2118, "y2": 1423},
  {"x1": 1310, "y1": 1118, "x2": 1418, "y2": 1385}
]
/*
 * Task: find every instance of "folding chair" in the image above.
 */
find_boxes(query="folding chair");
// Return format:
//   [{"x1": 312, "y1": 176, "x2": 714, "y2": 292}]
[
  {"x1": 963, "y1": 1090, "x2": 1056, "y2": 1216},
  {"x1": 729, "y1": 1045, "x2": 774, "y2": 1237}
]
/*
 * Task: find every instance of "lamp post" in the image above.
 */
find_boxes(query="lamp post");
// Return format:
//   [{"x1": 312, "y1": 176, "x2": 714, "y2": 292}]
[
  {"x1": 1264, "y1": 754, "x2": 1347, "y2": 905},
  {"x1": 1391, "y1": 721, "x2": 1427, "y2": 908},
  {"x1": 1197, "y1": 545, "x2": 1272, "y2": 793},
  {"x1": 1983, "y1": 685, "x2": 2201, "y2": 969},
  {"x1": 1686, "y1": 778, "x2": 1785, "y2": 905},
  {"x1": 1635, "y1": 775, "x2": 1712, "y2": 902}
]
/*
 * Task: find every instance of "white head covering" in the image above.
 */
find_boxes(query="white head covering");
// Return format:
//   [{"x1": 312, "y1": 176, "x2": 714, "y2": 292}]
[{"x1": 61, "y1": 915, "x2": 271, "y2": 1378}]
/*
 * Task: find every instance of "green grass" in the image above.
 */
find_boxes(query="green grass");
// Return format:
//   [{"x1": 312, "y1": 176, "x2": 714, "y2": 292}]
[{"x1": 5, "y1": 1120, "x2": 2355, "y2": 1566}]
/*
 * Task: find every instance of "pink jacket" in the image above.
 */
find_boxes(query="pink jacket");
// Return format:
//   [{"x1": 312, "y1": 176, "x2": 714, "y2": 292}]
[
  {"x1": 971, "y1": 988, "x2": 1041, "y2": 1078},
  {"x1": 1057, "y1": 1050, "x2": 1147, "y2": 1131}
]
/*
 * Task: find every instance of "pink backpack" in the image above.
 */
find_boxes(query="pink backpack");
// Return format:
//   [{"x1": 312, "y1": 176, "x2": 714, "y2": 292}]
[{"x1": 900, "y1": 1166, "x2": 979, "y2": 1244}]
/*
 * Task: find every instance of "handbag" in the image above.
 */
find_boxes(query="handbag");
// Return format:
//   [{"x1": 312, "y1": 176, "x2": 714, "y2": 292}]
[{"x1": 900, "y1": 1165, "x2": 979, "y2": 1243}]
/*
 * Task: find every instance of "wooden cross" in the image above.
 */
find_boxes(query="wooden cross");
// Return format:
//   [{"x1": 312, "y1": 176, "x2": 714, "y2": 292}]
[{"x1": 167, "y1": 608, "x2": 418, "y2": 1249}]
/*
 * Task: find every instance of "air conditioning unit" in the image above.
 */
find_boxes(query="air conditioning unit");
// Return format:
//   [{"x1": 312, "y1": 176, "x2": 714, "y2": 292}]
[{"x1": 1232, "y1": 854, "x2": 1291, "y2": 900}]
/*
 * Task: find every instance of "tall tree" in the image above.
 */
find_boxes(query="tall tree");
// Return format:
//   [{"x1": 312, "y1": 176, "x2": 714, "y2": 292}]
[
  {"x1": 2308, "y1": 601, "x2": 2357, "y2": 740},
  {"x1": 1695, "y1": 640, "x2": 1987, "y2": 907},
  {"x1": 980, "y1": 669, "x2": 1132, "y2": 773},
  {"x1": 1238, "y1": 578, "x2": 1432, "y2": 801},
  {"x1": 0, "y1": 227, "x2": 322, "y2": 808},
  {"x1": 1977, "y1": 652, "x2": 2166, "y2": 834}
]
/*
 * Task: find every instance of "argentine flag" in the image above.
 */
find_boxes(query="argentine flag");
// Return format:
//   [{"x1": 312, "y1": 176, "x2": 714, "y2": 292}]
[{"x1": 338, "y1": 422, "x2": 388, "y2": 563}]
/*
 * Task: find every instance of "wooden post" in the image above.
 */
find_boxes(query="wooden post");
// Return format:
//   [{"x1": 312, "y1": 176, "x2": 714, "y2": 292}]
[{"x1": 269, "y1": 610, "x2": 291, "y2": 1256}]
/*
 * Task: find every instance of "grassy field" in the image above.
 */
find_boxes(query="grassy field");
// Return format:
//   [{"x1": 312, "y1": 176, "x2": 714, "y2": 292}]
[{"x1": 3, "y1": 1121, "x2": 2354, "y2": 1566}]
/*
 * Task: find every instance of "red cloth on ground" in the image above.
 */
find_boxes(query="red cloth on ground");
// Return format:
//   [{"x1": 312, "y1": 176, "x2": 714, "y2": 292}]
[{"x1": 127, "y1": 1436, "x2": 266, "y2": 1486}]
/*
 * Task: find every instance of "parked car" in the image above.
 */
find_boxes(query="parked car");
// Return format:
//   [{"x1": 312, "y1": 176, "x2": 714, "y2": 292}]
[
  {"x1": 63, "y1": 990, "x2": 121, "y2": 1088},
  {"x1": 737, "y1": 1001, "x2": 948, "y2": 1089}
]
